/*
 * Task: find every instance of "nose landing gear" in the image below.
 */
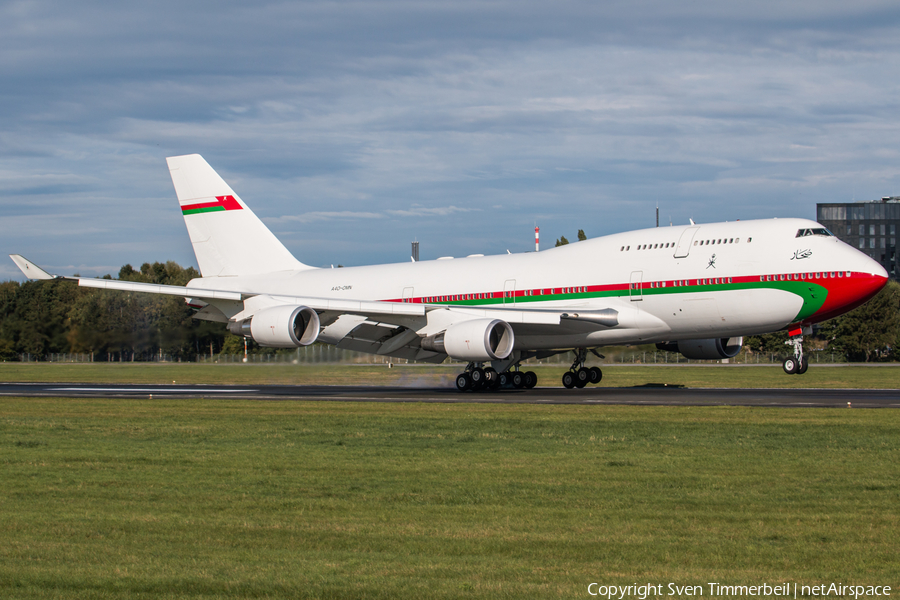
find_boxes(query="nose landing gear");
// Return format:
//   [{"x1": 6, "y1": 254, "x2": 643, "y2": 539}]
[{"x1": 783, "y1": 327, "x2": 810, "y2": 375}]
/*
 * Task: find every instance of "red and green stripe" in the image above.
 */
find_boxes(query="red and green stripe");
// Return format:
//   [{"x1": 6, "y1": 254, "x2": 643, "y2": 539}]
[
  {"x1": 383, "y1": 274, "x2": 866, "y2": 324},
  {"x1": 181, "y1": 195, "x2": 242, "y2": 215}
]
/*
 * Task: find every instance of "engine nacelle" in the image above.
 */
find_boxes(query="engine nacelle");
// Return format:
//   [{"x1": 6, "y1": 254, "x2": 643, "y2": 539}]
[
  {"x1": 232, "y1": 305, "x2": 320, "y2": 348},
  {"x1": 656, "y1": 337, "x2": 742, "y2": 360},
  {"x1": 421, "y1": 318, "x2": 514, "y2": 361}
]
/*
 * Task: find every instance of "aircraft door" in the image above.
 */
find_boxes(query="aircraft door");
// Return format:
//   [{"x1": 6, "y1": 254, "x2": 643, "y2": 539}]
[
  {"x1": 674, "y1": 226, "x2": 699, "y2": 258},
  {"x1": 630, "y1": 271, "x2": 643, "y2": 301},
  {"x1": 402, "y1": 287, "x2": 414, "y2": 303},
  {"x1": 503, "y1": 279, "x2": 516, "y2": 304}
]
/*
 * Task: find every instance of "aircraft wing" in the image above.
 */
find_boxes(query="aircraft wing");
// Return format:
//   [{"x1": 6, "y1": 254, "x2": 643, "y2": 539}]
[
  {"x1": 10, "y1": 254, "x2": 561, "y2": 323},
  {"x1": 10, "y1": 255, "x2": 625, "y2": 361},
  {"x1": 77, "y1": 277, "x2": 244, "y2": 301}
]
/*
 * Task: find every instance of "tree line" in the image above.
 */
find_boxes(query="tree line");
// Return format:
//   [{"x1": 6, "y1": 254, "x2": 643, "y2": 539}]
[
  {"x1": 1, "y1": 259, "x2": 898, "y2": 362},
  {"x1": 0, "y1": 262, "x2": 229, "y2": 362}
]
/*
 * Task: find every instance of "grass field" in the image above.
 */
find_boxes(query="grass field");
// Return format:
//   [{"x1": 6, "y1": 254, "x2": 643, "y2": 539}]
[
  {"x1": 1, "y1": 397, "x2": 898, "y2": 599},
  {"x1": 1, "y1": 362, "x2": 899, "y2": 389}
]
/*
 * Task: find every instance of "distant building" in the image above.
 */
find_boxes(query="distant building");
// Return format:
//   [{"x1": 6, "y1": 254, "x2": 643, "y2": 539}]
[{"x1": 816, "y1": 197, "x2": 899, "y2": 279}]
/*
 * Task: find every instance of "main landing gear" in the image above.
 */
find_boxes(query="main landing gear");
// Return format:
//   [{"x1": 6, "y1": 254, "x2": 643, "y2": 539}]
[
  {"x1": 561, "y1": 348, "x2": 603, "y2": 389},
  {"x1": 782, "y1": 328, "x2": 810, "y2": 375},
  {"x1": 453, "y1": 349, "x2": 604, "y2": 392},
  {"x1": 455, "y1": 363, "x2": 537, "y2": 391}
]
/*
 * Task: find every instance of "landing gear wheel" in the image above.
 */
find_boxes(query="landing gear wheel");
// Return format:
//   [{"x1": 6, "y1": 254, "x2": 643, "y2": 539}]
[
  {"x1": 782, "y1": 357, "x2": 799, "y2": 375},
  {"x1": 562, "y1": 371, "x2": 576, "y2": 389},
  {"x1": 499, "y1": 372, "x2": 510, "y2": 387},
  {"x1": 589, "y1": 367, "x2": 603, "y2": 384},
  {"x1": 484, "y1": 368, "x2": 500, "y2": 389},
  {"x1": 524, "y1": 371, "x2": 537, "y2": 389},
  {"x1": 575, "y1": 367, "x2": 590, "y2": 388},
  {"x1": 456, "y1": 372, "x2": 472, "y2": 391},
  {"x1": 784, "y1": 331, "x2": 808, "y2": 377},
  {"x1": 511, "y1": 371, "x2": 526, "y2": 389},
  {"x1": 470, "y1": 368, "x2": 486, "y2": 389}
]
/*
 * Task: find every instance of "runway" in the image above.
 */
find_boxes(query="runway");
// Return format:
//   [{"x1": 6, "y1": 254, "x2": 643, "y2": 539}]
[{"x1": 2, "y1": 382, "x2": 899, "y2": 407}]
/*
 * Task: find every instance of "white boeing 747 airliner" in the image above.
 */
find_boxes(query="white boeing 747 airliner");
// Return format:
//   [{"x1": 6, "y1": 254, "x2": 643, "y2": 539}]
[{"x1": 11, "y1": 154, "x2": 889, "y2": 390}]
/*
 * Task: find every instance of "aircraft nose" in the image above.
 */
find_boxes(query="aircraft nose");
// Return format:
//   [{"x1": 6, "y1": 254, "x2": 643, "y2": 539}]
[
  {"x1": 803, "y1": 248, "x2": 889, "y2": 324},
  {"x1": 871, "y1": 259, "x2": 889, "y2": 280},
  {"x1": 853, "y1": 254, "x2": 889, "y2": 299},
  {"x1": 840, "y1": 255, "x2": 889, "y2": 312}
]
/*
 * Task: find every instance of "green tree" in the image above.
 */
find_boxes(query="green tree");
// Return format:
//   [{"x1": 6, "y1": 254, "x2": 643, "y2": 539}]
[
  {"x1": 555, "y1": 230, "x2": 586, "y2": 246},
  {"x1": 0, "y1": 338, "x2": 15, "y2": 361},
  {"x1": 744, "y1": 331, "x2": 790, "y2": 357},
  {"x1": 1, "y1": 279, "x2": 80, "y2": 356},
  {"x1": 2, "y1": 260, "x2": 222, "y2": 361},
  {"x1": 221, "y1": 333, "x2": 246, "y2": 355}
]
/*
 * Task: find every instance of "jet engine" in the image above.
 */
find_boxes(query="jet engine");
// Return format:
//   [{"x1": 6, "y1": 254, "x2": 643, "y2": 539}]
[
  {"x1": 421, "y1": 318, "x2": 515, "y2": 361},
  {"x1": 656, "y1": 337, "x2": 742, "y2": 360},
  {"x1": 231, "y1": 305, "x2": 320, "y2": 348}
]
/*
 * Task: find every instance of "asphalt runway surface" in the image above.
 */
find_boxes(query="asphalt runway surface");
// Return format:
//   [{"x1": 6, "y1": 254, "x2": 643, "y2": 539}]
[{"x1": 2, "y1": 382, "x2": 899, "y2": 407}]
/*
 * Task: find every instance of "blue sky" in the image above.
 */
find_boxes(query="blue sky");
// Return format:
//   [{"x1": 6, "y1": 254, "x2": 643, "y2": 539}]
[{"x1": 3, "y1": 1, "x2": 900, "y2": 278}]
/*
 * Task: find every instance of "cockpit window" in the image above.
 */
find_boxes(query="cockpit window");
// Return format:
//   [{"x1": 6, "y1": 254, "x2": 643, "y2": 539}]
[{"x1": 795, "y1": 228, "x2": 834, "y2": 238}]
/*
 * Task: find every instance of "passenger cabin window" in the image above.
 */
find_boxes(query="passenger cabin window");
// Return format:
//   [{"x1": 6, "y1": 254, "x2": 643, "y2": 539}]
[{"x1": 795, "y1": 228, "x2": 834, "y2": 238}]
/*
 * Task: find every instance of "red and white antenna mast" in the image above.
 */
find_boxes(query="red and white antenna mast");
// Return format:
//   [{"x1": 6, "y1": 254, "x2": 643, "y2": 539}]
[{"x1": 535, "y1": 225, "x2": 540, "y2": 252}]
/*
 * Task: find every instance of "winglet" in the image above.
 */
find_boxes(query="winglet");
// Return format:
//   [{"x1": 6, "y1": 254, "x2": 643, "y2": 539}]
[{"x1": 9, "y1": 255, "x2": 58, "y2": 280}]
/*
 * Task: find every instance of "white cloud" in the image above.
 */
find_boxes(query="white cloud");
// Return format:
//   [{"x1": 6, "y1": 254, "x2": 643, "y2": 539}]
[
  {"x1": 386, "y1": 206, "x2": 478, "y2": 217},
  {"x1": 269, "y1": 211, "x2": 384, "y2": 224}
]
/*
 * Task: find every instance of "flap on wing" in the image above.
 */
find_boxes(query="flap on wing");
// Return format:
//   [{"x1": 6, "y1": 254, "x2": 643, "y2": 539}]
[
  {"x1": 266, "y1": 294, "x2": 426, "y2": 318},
  {"x1": 441, "y1": 306, "x2": 561, "y2": 325},
  {"x1": 332, "y1": 319, "x2": 445, "y2": 363}
]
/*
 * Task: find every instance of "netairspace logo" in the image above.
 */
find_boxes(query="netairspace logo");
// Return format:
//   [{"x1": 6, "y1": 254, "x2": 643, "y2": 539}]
[{"x1": 586, "y1": 582, "x2": 892, "y2": 599}]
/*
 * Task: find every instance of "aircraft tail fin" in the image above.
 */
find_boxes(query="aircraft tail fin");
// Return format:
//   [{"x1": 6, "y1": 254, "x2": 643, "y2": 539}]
[{"x1": 166, "y1": 154, "x2": 310, "y2": 277}]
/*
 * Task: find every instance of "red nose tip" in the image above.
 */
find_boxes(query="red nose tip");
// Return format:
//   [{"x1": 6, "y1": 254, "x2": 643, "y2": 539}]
[{"x1": 807, "y1": 271, "x2": 889, "y2": 324}]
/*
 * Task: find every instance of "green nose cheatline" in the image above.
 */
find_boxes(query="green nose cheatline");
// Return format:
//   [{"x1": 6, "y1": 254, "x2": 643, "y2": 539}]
[
  {"x1": 758, "y1": 280, "x2": 828, "y2": 321},
  {"x1": 181, "y1": 195, "x2": 243, "y2": 215}
]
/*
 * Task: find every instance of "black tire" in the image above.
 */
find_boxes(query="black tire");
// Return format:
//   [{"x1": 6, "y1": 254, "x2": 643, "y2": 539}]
[
  {"x1": 456, "y1": 372, "x2": 472, "y2": 391},
  {"x1": 524, "y1": 371, "x2": 537, "y2": 389},
  {"x1": 797, "y1": 356, "x2": 809, "y2": 375},
  {"x1": 499, "y1": 372, "x2": 510, "y2": 387},
  {"x1": 484, "y1": 368, "x2": 500, "y2": 389},
  {"x1": 576, "y1": 367, "x2": 590, "y2": 387},
  {"x1": 511, "y1": 371, "x2": 526, "y2": 389},
  {"x1": 562, "y1": 372, "x2": 576, "y2": 389},
  {"x1": 589, "y1": 366, "x2": 603, "y2": 384},
  {"x1": 782, "y1": 357, "x2": 799, "y2": 375},
  {"x1": 470, "y1": 368, "x2": 485, "y2": 389}
]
